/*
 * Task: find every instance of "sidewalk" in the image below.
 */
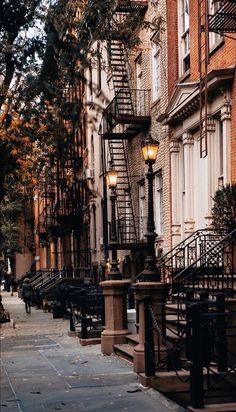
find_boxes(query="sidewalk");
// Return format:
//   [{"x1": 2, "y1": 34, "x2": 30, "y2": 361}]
[{"x1": 0, "y1": 291, "x2": 186, "y2": 412}]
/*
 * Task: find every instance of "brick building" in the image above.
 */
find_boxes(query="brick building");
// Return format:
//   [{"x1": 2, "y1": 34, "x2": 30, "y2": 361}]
[
  {"x1": 161, "y1": 0, "x2": 236, "y2": 246},
  {"x1": 84, "y1": 0, "x2": 171, "y2": 281},
  {"x1": 31, "y1": 0, "x2": 236, "y2": 283}
]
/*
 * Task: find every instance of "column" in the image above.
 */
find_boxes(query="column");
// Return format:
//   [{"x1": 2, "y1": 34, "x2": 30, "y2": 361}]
[
  {"x1": 170, "y1": 140, "x2": 181, "y2": 246},
  {"x1": 205, "y1": 118, "x2": 216, "y2": 227},
  {"x1": 182, "y1": 131, "x2": 195, "y2": 234},
  {"x1": 221, "y1": 101, "x2": 231, "y2": 183}
]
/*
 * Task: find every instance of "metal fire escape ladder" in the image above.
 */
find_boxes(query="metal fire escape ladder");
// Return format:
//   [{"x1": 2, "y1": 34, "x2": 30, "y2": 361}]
[
  {"x1": 109, "y1": 140, "x2": 138, "y2": 244},
  {"x1": 107, "y1": 38, "x2": 138, "y2": 245},
  {"x1": 198, "y1": 0, "x2": 209, "y2": 158}
]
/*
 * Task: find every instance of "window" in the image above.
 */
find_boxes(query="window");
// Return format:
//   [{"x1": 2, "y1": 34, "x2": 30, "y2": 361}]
[
  {"x1": 218, "y1": 120, "x2": 224, "y2": 188},
  {"x1": 138, "y1": 181, "x2": 146, "y2": 240},
  {"x1": 209, "y1": 0, "x2": 222, "y2": 49},
  {"x1": 135, "y1": 54, "x2": 142, "y2": 89},
  {"x1": 151, "y1": 39, "x2": 160, "y2": 101},
  {"x1": 92, "y1": 204, "x2": 97, "y2": 250},
  {"x1": 154, "y1": 172, "x2": 163, "y2": 235},
  {"x1": 91, "y1": 134, "x2": 95, "y2": 169},
  {"x1": 179, "y1": 0, "x2": 190, "y2": 75},
  {"x1": 135, "y1": 54, "x2": 143, "y2": 115},
  {"x1": 97, "y1": 42, "x2": 102, "y2": 91},
  {"x1": 88, "y1": 62, "x2": 93, "y2": 104}
]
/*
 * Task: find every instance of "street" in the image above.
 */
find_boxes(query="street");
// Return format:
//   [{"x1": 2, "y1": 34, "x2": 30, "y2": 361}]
[{"x1": 0, "y1": 292, "x2": 185, "y2": 412}]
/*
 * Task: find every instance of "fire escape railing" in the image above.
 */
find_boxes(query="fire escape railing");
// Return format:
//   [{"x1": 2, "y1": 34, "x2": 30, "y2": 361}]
[
  {"x1": 103, "y1": 89, "x2": 151, "y2": 136},
  {"x1": 208, "y1": 1, "x2": 236, "y2": 33}
]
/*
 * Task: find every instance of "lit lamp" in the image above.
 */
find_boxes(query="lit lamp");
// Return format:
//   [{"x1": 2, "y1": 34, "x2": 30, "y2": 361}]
[
  {"x1": 106, "y1": 166, "x2": 122, "y2": 280},
  {"x1": 141, "y1": 136, "x2": 159, "y2": 164},
  {"x1": 139, "y1": 135, "x2": 160, "y2": 281},
  {"x1": 106, "y1": 168, "x2": 118, "y2": 188}
]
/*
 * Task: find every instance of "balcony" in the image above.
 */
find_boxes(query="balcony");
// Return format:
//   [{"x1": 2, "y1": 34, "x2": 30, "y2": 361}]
[
  {"x1": 115, "y1": 0, "x2": 148, "y2": 13},
  {"x1": 208, "y1": 1, "x2": 236, "y2": 33},
  {"x1": 108, "y1": 217, "x2": 148, "y2": 250},
  {"x1": 102, "y1": 89, "x2": 151, "y2": 140},
  {"x1": 57, "y1": 200, "x2": 82, "y2": 232}
]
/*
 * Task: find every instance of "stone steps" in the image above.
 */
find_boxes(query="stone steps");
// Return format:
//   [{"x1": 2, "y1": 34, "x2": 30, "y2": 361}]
[{"x1": 114, "y1": 333, "x2": 139, "y2": 361}]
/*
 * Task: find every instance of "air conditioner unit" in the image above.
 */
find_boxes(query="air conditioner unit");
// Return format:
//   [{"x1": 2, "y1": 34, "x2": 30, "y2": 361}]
[{"x1": 85, "y1": 168, "x2": 95, "y2": 180}]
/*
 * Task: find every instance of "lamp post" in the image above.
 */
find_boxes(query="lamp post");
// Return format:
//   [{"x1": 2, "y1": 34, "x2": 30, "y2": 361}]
[
  {"x1": 139, "y1": 135, "x2": 160, "y2": 281},
  {"x1": 106, "y1": 166, "x2": 122, "y2": 280}
]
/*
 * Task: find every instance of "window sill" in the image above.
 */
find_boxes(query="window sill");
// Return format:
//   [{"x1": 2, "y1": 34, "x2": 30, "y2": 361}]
[
  {"x1": 178, "y1": 69, "x2": 190, "y2": 83},
  {"x1": 209, "y1": 38, "x2": 225, "y2": 57}
]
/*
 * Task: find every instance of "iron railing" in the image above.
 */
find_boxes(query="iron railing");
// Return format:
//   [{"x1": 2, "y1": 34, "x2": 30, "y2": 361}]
[
  {"x1": 69, "y1": 288, "x2": 105, "y2": 339},
  {"x1": 172, "y1": 228, "x2": 236, "y2": 300},
  {"x1": 208, "y1": 1, "x2": 236, "y2": 33},
  {"x1": 108, "y1": 216, "x2": 148, "y2": 245},
  {"x1": 143, "y1": 293, "x2": 236, "y2": 408},
  {"x1": 157, "y1": 228, "x2": 228, "y2": 283},
  {"x1": 103, "y1": 89, "x2": 151, "y2": 135}
]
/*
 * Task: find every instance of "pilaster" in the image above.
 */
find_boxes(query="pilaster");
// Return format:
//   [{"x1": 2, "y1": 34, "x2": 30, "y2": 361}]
[
  {"x1": 182, "y1": 131, "x2": 195, "y2": 234},
  {"x1": 170, "y1": 140, "x2": 181, "y2": 245}
]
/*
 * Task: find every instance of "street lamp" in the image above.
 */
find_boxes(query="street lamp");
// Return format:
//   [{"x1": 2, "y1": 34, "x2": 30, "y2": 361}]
[
  {"x1": 106, "y1": 165, "x2": 122, "y2": 280},
  {"x1": 139, "y1": 135, "x2": 160, "y2": 281}
]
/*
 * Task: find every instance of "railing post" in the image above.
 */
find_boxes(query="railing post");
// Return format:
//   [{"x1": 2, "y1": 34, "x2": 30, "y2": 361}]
[
  {"x1": 189, "y1": 303, "x2": 204, "y2": 409},
  {"x1": 186, "y1": 291, "x2": 194, "y2": 361},
  {"x1": 199, "y1": 291, "x2": 211, "y2": 368},
  {"x1": 216, "y1": 293, "x2": 228, "y2": 372},
  {"x1": 143, "y1": 296, "x2": 155, "y2": 377},
  {"x1": 70, "y1": 303, "x2": 75, "y2": 332},
  {"x1": 80, "y1": 293, "x2": 88, "y2": 340}
]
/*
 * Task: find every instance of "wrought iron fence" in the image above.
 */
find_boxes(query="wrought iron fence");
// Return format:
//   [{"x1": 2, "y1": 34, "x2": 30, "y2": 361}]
[
  {"x1": 143, "y1": 293, "x2": 236, "y2": 408},
  {"x1": 69, "y1": 287, "x2": 105, "y2": 339},
  {"x1": 103, "y1": 89, "x2": 151, "y2": 135}
]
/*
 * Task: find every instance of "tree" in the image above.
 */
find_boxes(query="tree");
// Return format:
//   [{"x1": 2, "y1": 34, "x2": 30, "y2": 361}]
[
  {"x1": 211, "y1": 184, "x2": 236, "y2": 231},
  {"x1": 0, "y1": 0, "x2": 48, "y2": 200}
]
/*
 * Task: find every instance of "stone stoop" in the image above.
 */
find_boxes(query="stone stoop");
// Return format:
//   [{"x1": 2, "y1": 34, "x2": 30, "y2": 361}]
[
  {"x1": 113, "y1": 333, "x2": 139, "y2": 362},
  {"x1": 138, "y1": 370, "x2": 190, "y2": 394},
  {"x1": 187, "y1": 403, "x2": 236, "y2": 412}
]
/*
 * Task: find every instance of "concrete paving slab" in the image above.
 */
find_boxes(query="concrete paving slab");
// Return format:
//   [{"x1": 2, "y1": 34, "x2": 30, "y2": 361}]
[{"x1": 0, "y1": 292, "x2": 186, "y2": 412}]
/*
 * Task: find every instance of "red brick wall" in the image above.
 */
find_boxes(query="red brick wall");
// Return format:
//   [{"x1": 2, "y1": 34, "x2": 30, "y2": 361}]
[
  {"x1": 167, "y1": 0, "x2": 236, "y2": 181},
  {"x1": 231, "y1": 78, "x2": 236, "y2": 182},
  {"x1": 166, "y1": 0, "x2": 179, "y2": 97}
]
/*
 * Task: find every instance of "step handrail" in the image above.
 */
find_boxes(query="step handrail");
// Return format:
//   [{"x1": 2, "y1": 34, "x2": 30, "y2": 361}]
[
  {"x1": 157, "y1": 228, "x2": 227, "y2": 268},
  {"x1": 31, "y1": 270, "x2": 51, "y2": 288},
  {"x1": 34, "y1": 270, "x2": 64, "y2": 292},
  {"x1": 39, "y1": 271, "x2": 65, "y2": 294},
  {"x1": 173, "y1": 228, "x2": 236, "y2": 284}
]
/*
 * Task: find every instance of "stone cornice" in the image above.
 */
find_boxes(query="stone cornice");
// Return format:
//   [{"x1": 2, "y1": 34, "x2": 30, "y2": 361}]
[{"x1": 161, "y1": 67, "x2": 235, "y2": 126}]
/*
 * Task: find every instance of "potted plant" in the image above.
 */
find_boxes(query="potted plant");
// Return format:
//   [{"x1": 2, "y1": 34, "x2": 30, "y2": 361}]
[{"x1": 211, "y1": 183, "x2": 236, "y2": 232}]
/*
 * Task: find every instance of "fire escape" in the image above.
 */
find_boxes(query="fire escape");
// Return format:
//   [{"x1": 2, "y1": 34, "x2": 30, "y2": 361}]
[
  {"x1": 102, "y1": 0, "x2": 150, "y2": 249},
  {"x1": 198, "y1": 0, "x2": 236, "y2": 157},
  {"x1": 37, "y1": 82, "x2": 90, "y2": 275}
]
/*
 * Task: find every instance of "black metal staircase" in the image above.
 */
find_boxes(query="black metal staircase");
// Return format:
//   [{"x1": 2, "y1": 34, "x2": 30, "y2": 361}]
[
  {"x1": 208, "y1": 0, "x2": 236, "y2": 34},
  {"x1": 109, "y1": 140, "x2": 138, "y2": 246},
  {"x1": 103, "y1": 17, "x2": 150, "y2": 249},
  {"x1": 103, "y1": 40, "x2": 151, "y2": 140}
]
